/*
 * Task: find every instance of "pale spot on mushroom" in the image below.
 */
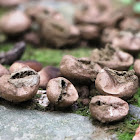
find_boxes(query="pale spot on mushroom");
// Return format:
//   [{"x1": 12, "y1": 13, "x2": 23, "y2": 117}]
[{"x1": 108, "y1": 107, "x2": 114, "y2": 117}]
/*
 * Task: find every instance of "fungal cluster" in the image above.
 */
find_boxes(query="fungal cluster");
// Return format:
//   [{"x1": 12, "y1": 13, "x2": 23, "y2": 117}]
[{"x1": 0, "y1": 43, "x2": 140, "y2": 124}]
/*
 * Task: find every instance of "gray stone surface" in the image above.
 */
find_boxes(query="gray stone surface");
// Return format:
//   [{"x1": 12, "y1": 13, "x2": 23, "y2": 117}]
[
  {"x1": 129, "y1": 104, "x2": 140, "y2": 119},
  {"x1": 0, "y1": 105, "x2": 117, "y2": 140}
]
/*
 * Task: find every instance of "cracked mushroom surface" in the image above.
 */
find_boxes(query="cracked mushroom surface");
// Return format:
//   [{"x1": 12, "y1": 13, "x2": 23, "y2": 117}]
[
  {"x1": 39, "y1": 14, "x2": 80, "y2": 48},
  {"x1": 47, "y1": 77, "x2": 78, "y2": 107},
  {"x1": 89, "y1": 95, "x2": 129, "y2": 123},
  {"x1": 0, "y1": 67, "x2": 40, "y2": 102},
  {"x1": 112, "y1": 31, "x2": 140, "y2": 54},
  {"x1": 95, "y1": 68, "x2": 138, "y2": 100},
  {"x1": 90, "y1": 45, "x2": 134, "y2": 71},
  {"x1": 60, "y1": 55, "x2": 101, "y2": 84}
]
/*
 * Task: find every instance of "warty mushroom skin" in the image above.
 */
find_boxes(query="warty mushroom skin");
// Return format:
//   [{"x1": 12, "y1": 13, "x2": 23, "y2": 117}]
[
  {"x1": 47, "y1": 77, "x2": 79, "y2": 107},
  {"x1": 0, "y1": 67, "x2": 40, "y2": 102},
  {"x1": 95, "y1": 68, "x2": 138, "y2": 100}
]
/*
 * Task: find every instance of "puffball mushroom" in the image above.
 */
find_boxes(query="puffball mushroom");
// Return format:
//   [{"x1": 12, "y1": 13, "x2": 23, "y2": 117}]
[
  {"x1": 95, "y1": 67, "x2": 138, "y2": 100},
  {"x1": 90, "y1": 44, "x2": 134, "y2": 71},
  {"x1": 47, "y1": 77, "x2": 78, "y2": 107},
  {"x1": 0, "y1": 67, "x2": 40, "y2": 102},
  {"x1": 0, "y1": 64, "x2": 9, "y2": 77},
  {"x1": 77, "y1": 24, "x2": 100, "y2": 40},
  {"x1": 9, "y1": 60, "x2": 43, "y2": 73},
  {"x1": 38, "y1": 66, "x2": 61, "y2": 89},
  {"x1": 112, "y1": 31, "x2": 140, "y2": 54},
  {"x1": 90, "y1": 96, "x2": 129, "y2": 123},
  {"x1": 60, "y1": 55, "x2": 101, "y2": 84},
  {"x1": 0, "y1": 10, "x2": 31, "y2": 34}
]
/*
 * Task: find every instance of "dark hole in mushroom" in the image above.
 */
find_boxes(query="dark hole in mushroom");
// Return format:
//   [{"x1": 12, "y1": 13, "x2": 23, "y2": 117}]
[
  {"x1": 11, "y1": 71, "x2": 36, "y2": 79},
  {"x1": 77, "y1": 59, "x2": 91, "y2": 65},
  {"x1": 116, "y1": 71, "x2": 126, "y2": 76},
  {"x1": 96, "y1": 100, "x2": 101, "y2": 106},
  {"x1": 61, "y1": 79, "x2": 66, "y2": 88}
]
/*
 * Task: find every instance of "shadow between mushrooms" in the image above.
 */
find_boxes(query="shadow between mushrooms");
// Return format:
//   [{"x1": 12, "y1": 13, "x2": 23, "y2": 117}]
[
  {"x1": 95, "y1": 67, "x2": 138, "y2": 100},
  {"x1": 0, "y1": 67, "x2": 40, "y2": 102},
  {"x1": 90, "y1": 44, "x2": 134, "y2": 71}
]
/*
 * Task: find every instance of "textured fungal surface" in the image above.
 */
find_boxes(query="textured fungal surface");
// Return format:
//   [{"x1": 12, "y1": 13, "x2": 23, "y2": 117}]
[
  {"x1": 90, "y1": 96, "x2": 129, "y2": 123},
  {"x1": 91, "y1": 45, "x2": 134, "y2": 70},
  {"x1": 60, "y1": 55, "x2": 101, "y2": 84},
  {"x1": 95, "y1": 68, "x2": 138, "y2": 99},
  {"x1": 47, "y1": 77, "x2": 78, "y2": 107},
  {"x1": 0, "y1": 67, "x2": 40, "y2": 102}
]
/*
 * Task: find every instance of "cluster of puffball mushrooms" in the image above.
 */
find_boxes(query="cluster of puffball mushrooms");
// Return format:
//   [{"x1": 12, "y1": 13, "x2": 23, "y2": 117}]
[
  {"x1": 0, "y1": 0, "x2": 140, "y2": 124},
  {"x1": 0, "y1": 0, "x2": 140, "y2": 50},
  {"x1": 0, "y1": 43, "x2": 140, "y2": 123}
]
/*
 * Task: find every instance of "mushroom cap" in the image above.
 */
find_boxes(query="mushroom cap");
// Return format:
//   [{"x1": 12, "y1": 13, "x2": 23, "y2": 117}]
[
  {"x1": 112, "y1": 31, "x2": 140, "y2": 53},
  {"x1": 0, "y1": 10, "x2": 31, "y2": 34},
  {"x1": 0, "y1": 67, "x2": 40, "y2": 102},
  {"x1": 90, "y1": 95, "x2": 129, "y2": 123},
  {"x1": 77, "y1": 24, "x2": 100, "y2": 40},
  {"x1": 38, "y1": 66, "x2": 60, "y2": 89},
  {"x1": 60, "y1": 55, "x2": 101, "y2": 84},
  {"x1": 9, "y1": 60, "x2": 43, "y2": 73},
  {"x1": 95, "y1": 68, "x2": 138, "y2": 100},
  {"x1": 41, "y1": 16, "x2": 80, "y2": 48},
  {"x1": 0, "y1": 64, "x2": 9, "y2": 77},
  {"x1": 47, "y1": 77, "x2": 78, "y2": 107},
  {"x1": 91, "y1": 45, "x2": 134, "y2": 71},
  {"x1": 120, "y1": 17, "x2": 140, "y2": 31}
]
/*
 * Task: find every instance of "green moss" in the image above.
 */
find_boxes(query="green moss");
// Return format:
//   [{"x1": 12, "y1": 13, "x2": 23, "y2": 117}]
[
  {"x1": 0, "y1": 43, "x2": 92, "y2": 67},
  {"x1": 117, "y1": 118, "x2": 140, "y2": 140},
  {"x1": 74, "y1": 106, "x2": 90, "y2": 117}
]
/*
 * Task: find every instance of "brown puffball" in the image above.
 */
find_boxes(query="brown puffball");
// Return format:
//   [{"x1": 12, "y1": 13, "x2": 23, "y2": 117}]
[
  {"x1": 90, "y1": 44, "x2": 134, "y2": 71},
  {"x1": 77, "y1": 24, "x2": 100, "y2": 40},
  {"x1": 0, "y1": 10, "x2": 31, "y2": 34},
  {"x1": 0, "y1": 67, "x2": 40, "y2": 102},
  {"x1": 60, "y1": 55, "x2": 101, "y2": 85},
  {"x1": 112, "y1": 31, "x2": 140, "y2": 54},
  {"x1": 9, "y1": 60, "x2": 43, "y2": 73},
  {"x1": 38, "y1": 66, "x2": 61, "y2": 89},
  {"x1": 134, "y1": 59, "x2": 140, "y2": 78},
  {"x1": 47, "y1": 77, "x2": 78, "y2": 107},
  {"x1": 120, "y1": 17, "x2": 140, "y2": 31},
  {"x1": 0, "y1": 64, "x2": 9, "y2": 77},
  {"x1": 90, "y1": 95, "x2": 129, "y2": 123},
  {"x1": 95, "y1": 68, "x2": 138, "y2": 100}
]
